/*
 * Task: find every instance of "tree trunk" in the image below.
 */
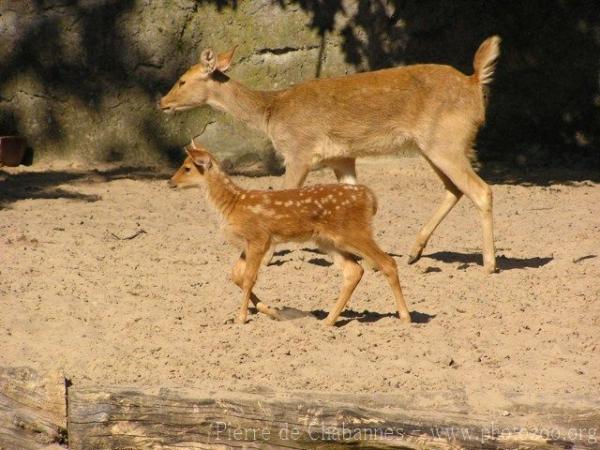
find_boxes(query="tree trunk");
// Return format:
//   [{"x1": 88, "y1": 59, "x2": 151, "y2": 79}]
[{"x1": 0, "y1": 367, "x2": 66, "y2": 449}]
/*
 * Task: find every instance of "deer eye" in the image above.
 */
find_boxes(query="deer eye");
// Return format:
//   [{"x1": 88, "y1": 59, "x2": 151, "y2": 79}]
[
  {"x1": 179, "y1": 80, "x2": 186, "y2": 87},
  {"x1": 184, "y1": 166, "x2": 191, "y2": 172}
]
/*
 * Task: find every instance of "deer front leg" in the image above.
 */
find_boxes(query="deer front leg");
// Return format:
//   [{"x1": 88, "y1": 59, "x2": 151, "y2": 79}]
[
  {"x1": 283, "y1": 159, "x2": 311, "y2": 189},
  {"x1": 231, "y1": 253, "x2": 282, "y2": 321}
]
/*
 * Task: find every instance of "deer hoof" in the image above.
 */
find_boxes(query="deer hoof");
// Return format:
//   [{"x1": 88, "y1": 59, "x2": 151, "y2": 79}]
[
  {"x1": 407, "y1": 253, "x2": 421, "y2": 265},
  {"x1": 399, "y1": 314, "x2": 412, "y2": 324}
]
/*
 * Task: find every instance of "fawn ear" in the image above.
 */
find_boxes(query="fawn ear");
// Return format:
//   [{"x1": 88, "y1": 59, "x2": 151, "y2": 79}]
[
  {"x1": 200, "y1": 48, "x2": 216, "y2": 73},
  {"x1": 186, "y1": 150, "x2": 212, "y2": 170},
  {"x1": 215, "y1": 46, "x2": 237, "y2": 72}
]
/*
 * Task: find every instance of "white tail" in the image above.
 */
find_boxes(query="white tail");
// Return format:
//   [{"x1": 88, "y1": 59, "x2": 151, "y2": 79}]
[
  {"x1": 169, "y1": 142, "x2": 412, "y2": 326},
  {"x1": 473, "y1": 35, "x2": 501, "y2": 86},
  {"x1": 160, "y1": 37, "x2": 501, "y2": 273}
]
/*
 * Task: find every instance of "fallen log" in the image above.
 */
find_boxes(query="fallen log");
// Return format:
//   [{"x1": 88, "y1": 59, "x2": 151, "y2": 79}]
[
  {"x1": 67, "y1": 386, "x2": 600, "y2": 450},
  {"x1": 0, "y1": 367, "x2": 66, "y2": 450}
]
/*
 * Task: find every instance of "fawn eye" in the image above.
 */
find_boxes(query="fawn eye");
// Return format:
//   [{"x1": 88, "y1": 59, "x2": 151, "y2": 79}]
[
  {"x1": 179, "y1": 80, "x2": 186, "y2": 87},
  {"x1": 184, "y1": 166, "x2": 191, "y2": 172}
]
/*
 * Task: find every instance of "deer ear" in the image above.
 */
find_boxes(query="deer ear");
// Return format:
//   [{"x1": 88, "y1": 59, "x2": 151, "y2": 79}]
[
  {"x1": 216, "y1": 46, "x2": 237, "y2": 72},
  {"x1": 189, "y1": 152, "x2": 213, "y2": 170},
  {"x1": 200, "y1": 48, "x2": 216, "y2": 73}
]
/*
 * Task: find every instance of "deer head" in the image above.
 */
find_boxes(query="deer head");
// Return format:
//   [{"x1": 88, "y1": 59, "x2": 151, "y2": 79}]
[{"x1": 159, "y1": 47, "x2": 237, "y2": 113}]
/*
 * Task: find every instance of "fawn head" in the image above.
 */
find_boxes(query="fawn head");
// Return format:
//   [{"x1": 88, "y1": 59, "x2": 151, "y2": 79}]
[
  {"x1": 159, "y1": 47, "x2": 237, "y2": 113},
  {"x1": 168, "y1": 139, "x2": 216, "y2": 188}
]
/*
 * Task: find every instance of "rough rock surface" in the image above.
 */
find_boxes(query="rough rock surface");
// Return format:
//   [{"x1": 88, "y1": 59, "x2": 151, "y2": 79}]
[
  {"x1": 0, "y1": 0, "x2": 352, "y2": 169},
  {"x1": 1, "y1": 1, "x2": 598, "y2": 169}
]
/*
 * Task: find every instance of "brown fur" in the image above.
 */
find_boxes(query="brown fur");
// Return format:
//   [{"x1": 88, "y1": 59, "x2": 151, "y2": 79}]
[
  {"x1": 160, "y1": 37, "x2": 501, "y2": 273},
  {"x1": 168, "y1": 140, "x2": 411, "y2": 326}
]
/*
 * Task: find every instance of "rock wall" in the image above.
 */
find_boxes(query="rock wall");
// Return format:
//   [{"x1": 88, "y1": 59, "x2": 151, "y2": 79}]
[{"x1": 1, "y1": 0, "x2": 598, "y2": 170}]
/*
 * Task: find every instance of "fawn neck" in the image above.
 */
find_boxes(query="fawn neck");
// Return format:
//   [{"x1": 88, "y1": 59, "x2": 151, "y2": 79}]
[
  {"x1": 207, "y1": 76, "x2": 275, "y2": 133},
  {"x1": 204, "y1": 166, "x2": 243, "y2": 219}
]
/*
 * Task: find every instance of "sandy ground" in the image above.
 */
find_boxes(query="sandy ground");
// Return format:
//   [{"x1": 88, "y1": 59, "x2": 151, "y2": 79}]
[{"x1": 1, "y1": 157, "x2": 599, "y2": 417}]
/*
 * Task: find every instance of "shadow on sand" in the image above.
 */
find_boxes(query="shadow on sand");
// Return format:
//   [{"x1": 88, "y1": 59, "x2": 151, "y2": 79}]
[
  {"x1": 0, "y1": 167, "x2": 168, "y2": 208},
  {"x1": 424, "y1": 252, "x2": 554, "y2": 271},
  {"x1": 273, "y1": 306, "x2": 435, "y2": 327}
]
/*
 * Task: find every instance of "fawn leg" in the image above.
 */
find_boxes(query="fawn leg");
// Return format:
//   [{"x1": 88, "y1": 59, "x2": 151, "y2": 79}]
[
  {"x1": 324, "y1": 251, "x2": 364, "y2": 326},
  {"x1": 236, "y1": 240, "x2": 269, "y2": 324},
  {"x1": 348, "y1": 238, "x2": 411, "y2": 323},
  {"x1": 232, "y1": 253, "x2": 282, "y2": 321}
]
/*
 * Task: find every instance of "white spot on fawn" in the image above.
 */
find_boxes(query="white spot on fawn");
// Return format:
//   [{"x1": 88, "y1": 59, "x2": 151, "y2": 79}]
[{"x1": 249, "y1": 205, "x2": 276, "y2": 217}]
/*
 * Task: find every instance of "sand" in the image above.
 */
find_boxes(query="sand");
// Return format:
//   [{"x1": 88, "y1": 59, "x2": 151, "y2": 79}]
[{"x1": 1, "y1": 156, "x2": 598, "y2": 417}]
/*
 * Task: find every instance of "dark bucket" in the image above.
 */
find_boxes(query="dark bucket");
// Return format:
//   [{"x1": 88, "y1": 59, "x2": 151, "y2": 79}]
[{"x1": 0, "y1": 136, "x2": 27, "y2": 167}]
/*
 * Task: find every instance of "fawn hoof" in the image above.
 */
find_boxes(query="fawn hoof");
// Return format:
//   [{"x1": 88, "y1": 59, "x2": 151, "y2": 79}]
[
  {"x1": 323, "y1": 318, "x2": 337, "y2": 327},
  {"x1": 484, "y1": 256, "x2": 498, "y2": 274},
  {"x1": 485, "y1": 264, "x2": 498, "y2": 274},
  {"x1": 235, "y1": 314, "x2": 248, "y2": 325}
]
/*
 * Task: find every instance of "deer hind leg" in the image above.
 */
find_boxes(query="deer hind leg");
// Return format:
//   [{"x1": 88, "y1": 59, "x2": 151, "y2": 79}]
[
  {"x1": 235, "y1": 239, "x2": 270, "y2": 324},
  {"x1": 271, "y1": 158, "x2": 310, "y2": 266},
  {"x1": 231, "y1": 253, "x2": 282, "y2": 321},
  {"x1": 408, "y1": 161, "x2": 463, "y2": 264},
  {"x1": 344, "y1": 238, "x2": 411, "y2": 323},
  {"x1": 261, "y1": 243, "x2": 274, "y2": 267},
  {"x1": 328, "y1": 157, "x2": 358, "y2": 184},
  {"x1": 427, "y1": 151, "x2": 496, "y2": 273},
  {"x1": 324, "y1": 250, "x2": 364, "y2": 326}
]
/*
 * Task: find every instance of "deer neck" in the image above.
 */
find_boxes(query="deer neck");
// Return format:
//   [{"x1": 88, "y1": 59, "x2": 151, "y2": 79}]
[
  {"x1": 207, "y1": 76, "x2": 273, "y2": 133},
  {"x1": 204, "y1": 167, "x2": 243, "y2": 220}
]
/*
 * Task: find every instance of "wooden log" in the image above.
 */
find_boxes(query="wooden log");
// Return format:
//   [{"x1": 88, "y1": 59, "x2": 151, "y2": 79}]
[
  {"x1": 67, "y1": 386, "x2": 600, "y2": 450},
  {"x1": 0, "y1": 367, "x2": 67, "y2": 450}
]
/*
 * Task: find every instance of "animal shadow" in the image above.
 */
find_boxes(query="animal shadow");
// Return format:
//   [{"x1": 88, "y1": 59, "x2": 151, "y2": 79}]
[
  {"x1": 573, "y1": 254, "x2": 597, "y2": 264},
  {"x1": 301, "y1": 247, "x2": 326, "y2": 255},
  {"x1": 311, "y1": 309, "x2": 435, "y2": 327},
  {"x1": 307, "y1": 257, "x2": 333, "y2": 267},
  {"x1": 267, "y1": 259, "x2": 289, "y2": 267},
  {"x1": 424, "y1": 251, "x2": 553, "y2": 271}
]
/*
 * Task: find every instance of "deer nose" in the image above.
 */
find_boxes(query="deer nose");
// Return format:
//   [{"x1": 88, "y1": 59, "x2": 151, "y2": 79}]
[
  {"x1": 157, "y1": 94, "x2": 172, "y2": 111},
  {"x1": 167, "y1": 179, "x2": 177, "y2": 189}
]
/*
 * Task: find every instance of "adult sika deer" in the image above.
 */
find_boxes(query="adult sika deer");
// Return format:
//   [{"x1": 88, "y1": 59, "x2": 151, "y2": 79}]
[
  {"x1": 160, "y1": 37, "x2": 501, "y2": 273},
  {"x1": 168, "y1": 140, "x2": 412, "y2": 326}
]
